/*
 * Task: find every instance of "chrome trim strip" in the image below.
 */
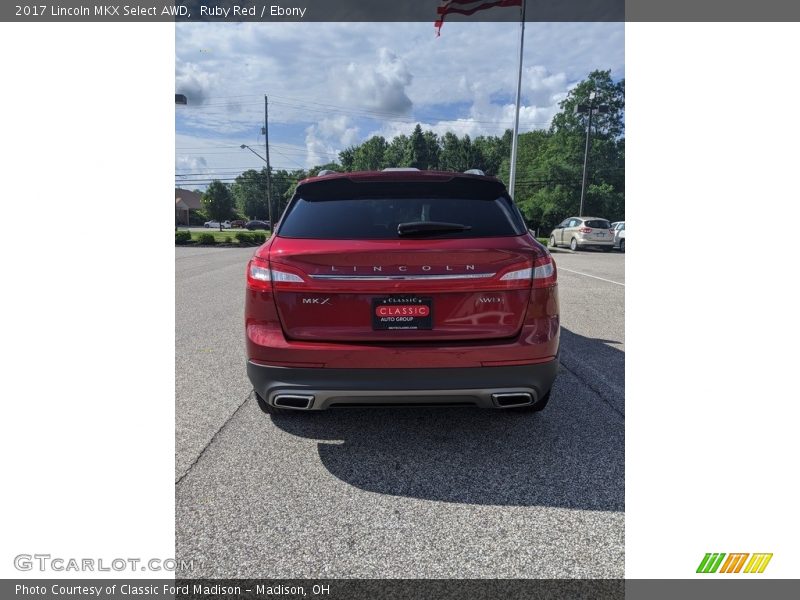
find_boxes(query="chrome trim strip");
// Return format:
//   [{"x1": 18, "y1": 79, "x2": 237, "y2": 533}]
[{"x1": 308, "y1": 272, "x2": 495, "y2": 281}]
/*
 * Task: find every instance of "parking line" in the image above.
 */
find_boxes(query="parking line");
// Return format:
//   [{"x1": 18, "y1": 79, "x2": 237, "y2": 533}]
[{"x1": 558, "y1": 267, "x2": 625, "y2": 287}]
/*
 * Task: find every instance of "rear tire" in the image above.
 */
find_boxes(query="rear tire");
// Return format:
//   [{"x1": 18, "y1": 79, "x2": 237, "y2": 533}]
[
  {"x1": 570, "y1": 238, "x2": 578, "y2": 251},
  {"x1": 620, "y1": 239, "x2": 625, "y2": 253}
]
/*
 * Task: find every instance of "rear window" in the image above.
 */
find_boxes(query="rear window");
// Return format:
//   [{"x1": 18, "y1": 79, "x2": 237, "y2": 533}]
[
  {"x1": 278, "y1": 197, "x2": 526, "y2": 239},
  {"x1": 584, "y1": 219, "x2": 611, "y2": 229}
]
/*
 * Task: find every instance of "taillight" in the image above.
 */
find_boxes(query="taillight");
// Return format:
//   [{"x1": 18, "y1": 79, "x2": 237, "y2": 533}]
[
  {"x1": 499, "y1": 255, "x2": 556, "y2": 288},
  {"x1": 532, "y1": 255, "x2": 557, "y2": 288},
  {"x1": 247, "y1": 257, "x2": 272, "y2": 291},
  {"x1": 579, "y1": 227, "x2": 592, "y2": 233},
  {"x1": 246, "y1": 257, "x2": 304, "y2": 291},
  {"x1": 500, "y1": 267, "x2": 532, "y2": 281}
]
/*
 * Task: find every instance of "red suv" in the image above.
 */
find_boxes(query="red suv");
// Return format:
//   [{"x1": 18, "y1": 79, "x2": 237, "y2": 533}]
[{"x1": 245, "y1": 169, "x2": 559, "y2": 412}]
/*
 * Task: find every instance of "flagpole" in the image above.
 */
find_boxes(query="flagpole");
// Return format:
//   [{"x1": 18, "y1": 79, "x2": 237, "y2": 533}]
[{"x1": 508, "y1": 0, "x2": 526, "y2": 199}]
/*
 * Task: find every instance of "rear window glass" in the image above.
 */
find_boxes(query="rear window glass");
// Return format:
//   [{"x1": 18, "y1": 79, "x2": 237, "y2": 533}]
[
  {"x1": 584, "y1": 219, "x2": 611, "y2": 229},
  {"x1": 278, "y1": 197, "x2": 526, "y2": 239}
]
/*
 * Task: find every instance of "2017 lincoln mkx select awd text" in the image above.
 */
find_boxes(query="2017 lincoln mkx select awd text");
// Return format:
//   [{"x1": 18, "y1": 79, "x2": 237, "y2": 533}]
[{"x1": 245, "y1": 169, "x2": 560, "y2": 412}]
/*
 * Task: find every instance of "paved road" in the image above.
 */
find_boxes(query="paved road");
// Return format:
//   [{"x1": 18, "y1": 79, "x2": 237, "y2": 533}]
[{"x1": 175, "y1": 247, "x2": 624, "y2": 578}]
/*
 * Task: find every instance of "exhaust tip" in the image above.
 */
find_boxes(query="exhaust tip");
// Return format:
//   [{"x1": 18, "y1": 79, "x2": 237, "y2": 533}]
[
  {"x1": 492, "y1": 392, "x2": 534, "y2": 408},
  {"x1": 273, "y1": 394, "x2": 314, "y2": 410}
]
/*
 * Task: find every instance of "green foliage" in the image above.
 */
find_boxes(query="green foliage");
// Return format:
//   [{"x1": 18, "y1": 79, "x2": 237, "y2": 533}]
[
  {"x1": 197, "y1": 233, "x2": 215, "y2": 245},
  {"x1": 352, "y1": 136, "x2": 388, "y2": 171},
  {"x1": 201, "y1": 181, "x2": 236, "y2": 228},
  {"x1": 232, "y1": 169, "x2": 269, "y2": 220},
  {"x1": 385, "y1": 134, "x2": 410, "y2": 167},
  {"x1": 175, "y1": 230, "x2": 191, "y2": 244},
  {"x1": 235, "y1": 232, "x2": 268, "y2": 245},
  {"x1": 499, "y1": 70, "x2": 626, "y2": 230},
  {"x1": 551, "y1": 70, "x2": 625, "y2": 139},
  {"x1": 224, "y1": 236, "x2": 232, "y2": 243},
  {"x1": 185, "y1": 210, "x2": 208, "y2": 226}
]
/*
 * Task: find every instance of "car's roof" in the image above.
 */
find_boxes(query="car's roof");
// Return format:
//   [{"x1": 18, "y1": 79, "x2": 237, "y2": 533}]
[
  {"x1": 295, "y1": 169, "x2": 508, "y2": 200},
  {"x1": 567, "y1": 216, "x2": 609, "y2": 221},
  {"x1": 299, "y1": 169, "x2": 500, "y2": 186}
]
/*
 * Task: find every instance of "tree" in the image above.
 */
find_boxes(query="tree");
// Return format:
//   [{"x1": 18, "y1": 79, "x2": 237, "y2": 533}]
[
  {"x1": 473, "y1": 132, "x2": 511, "y2": 176},
  {"x1": 349, "y1": 136, "x2": 386, "y2": 171},
  {"x1": 440, "y1": 132, "x2": 480, "y2": 172},
  {"x1": 385, "y1": 134, "x2": 410, "y2": 167},
  {"x1": 404, "y1": 124, "x2": 432, "y2": 169},
  {"x1": 338, "y1": 147, "x2": 356, "y2": 172},
  {"x1": 423, "y1": 130, "x2": 440, "y2": 170},
  {"x1": 504, "y1": 70, "x2": 625, "y2": 230},
  {"x1": 232, "y1": 169, "x2": 269, "y2": 220},
  {"x1": 550, "y1": 70, "x2": 625, "y2": 139},
  {"x1": 201, "y1": 180, "x2": 235, "y2": 230}
]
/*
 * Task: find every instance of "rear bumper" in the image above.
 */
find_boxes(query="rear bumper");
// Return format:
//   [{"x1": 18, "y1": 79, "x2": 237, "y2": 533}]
[
  {"x1": 247, "y1": 360, "x2": 559, "y2": 410},
  {"x1": 577, "y1": 238, "x2": 614, "y2": 248}
]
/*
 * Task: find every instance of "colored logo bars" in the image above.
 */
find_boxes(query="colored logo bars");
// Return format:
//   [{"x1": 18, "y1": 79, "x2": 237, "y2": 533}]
[{"x1": 697, "y1": 553, "x2": 773, "y2": 574}]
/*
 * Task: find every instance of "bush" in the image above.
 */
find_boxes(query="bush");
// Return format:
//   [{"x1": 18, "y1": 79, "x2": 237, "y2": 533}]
[
  {"x1": 175, "y1": 230, "x2": 191, "y2": 244},
  {"x1": 197, "y1": 233, "x2": 216, "y2": 245},
  {"x1": 235, "y1": 232, "x2": 266, "y2": 244},
  {"x1": 224, "y1": 236, "x2": 232, "y2": 243}
]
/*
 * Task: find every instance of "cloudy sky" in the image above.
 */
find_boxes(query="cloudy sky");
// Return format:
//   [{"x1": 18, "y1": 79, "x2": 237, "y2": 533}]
[{"x1": 175, "y1": 21, "x2": 624, "y2": 187}]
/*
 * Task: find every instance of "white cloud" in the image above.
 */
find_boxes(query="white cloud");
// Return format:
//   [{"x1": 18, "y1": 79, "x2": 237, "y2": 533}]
[
  {"x1": 175, "y1": 59, "x2": 219, "y2": 105},
  {"x1": 334, "y1": 48, "x2": 413, "y2": 114},
  {"x1": 176, "y1": 155, "x2": 208, "y2": 171}
]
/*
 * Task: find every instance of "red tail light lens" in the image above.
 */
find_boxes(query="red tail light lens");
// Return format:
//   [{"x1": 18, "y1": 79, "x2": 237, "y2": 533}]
[
  {"x1": 579, "y1": 227, "x2": 592, "y2": 233},
  {"x1": 247, "y1": 257, "x2": 305, "y2": 291},
  {"x1": 247, "y1": 257, "x2": 272, "y2": 291},
  {"x1": 498, "y1": 255, "x2": 556, "y2": 288},
  {"x1": 532, "y1": 255, "x2": 557, "y2": 288}
]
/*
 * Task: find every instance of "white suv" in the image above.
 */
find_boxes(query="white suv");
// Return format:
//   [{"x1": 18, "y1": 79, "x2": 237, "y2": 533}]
[{"x1": 550, "y1": 216, "x2": 614, "y2": 251}]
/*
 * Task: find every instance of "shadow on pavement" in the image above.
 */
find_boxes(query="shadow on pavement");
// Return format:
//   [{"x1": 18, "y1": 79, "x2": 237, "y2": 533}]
[
  {"x1": 558, "y1": 327, "x2": 625, "y2": 416},
  {"x1": 267, "y1": 327, "x2": 624, "y2": 512}
]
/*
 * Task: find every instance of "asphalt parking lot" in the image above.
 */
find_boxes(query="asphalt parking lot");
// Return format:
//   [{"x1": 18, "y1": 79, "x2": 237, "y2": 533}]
[{"x1": 175, "y1": 246, "x2": 625, "y2": 578}]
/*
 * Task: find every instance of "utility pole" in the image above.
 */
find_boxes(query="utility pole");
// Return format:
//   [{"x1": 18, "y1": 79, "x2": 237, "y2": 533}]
[
  {"x1": 508, "y1": 0, "x2": 526, "y2": 199},
  {"x1": 576, "y1": 91, "x2": 609, "y2": 216},
  {"x1": 263, "y1": 95, "x2": 273, "y2": 227}
]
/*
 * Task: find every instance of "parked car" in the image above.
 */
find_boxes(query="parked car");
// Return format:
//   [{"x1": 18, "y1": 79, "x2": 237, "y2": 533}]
[
  {"x1": 611, "y1": 221, "x2": 625, "y2": 252},
  {"x1": 231, "y1": 219, "x2": 247, "y2": 228},
  {"x1": 204, "y1": 220, "x2": 231, "y2": 229},
  {"x1": 245, "y1": 169, "x2": 560, "y2": 413},
  {"x1": 549, "y1": 216, "x2": 614, "y2": 251},
  {"x1": 246, "y1": 220, "x2": 270, "y2": 230}
]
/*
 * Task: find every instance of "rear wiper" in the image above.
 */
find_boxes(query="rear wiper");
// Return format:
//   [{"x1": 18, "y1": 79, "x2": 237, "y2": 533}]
[{"x1": 397, "y1": 221, "x2": 472, "y2": 236}]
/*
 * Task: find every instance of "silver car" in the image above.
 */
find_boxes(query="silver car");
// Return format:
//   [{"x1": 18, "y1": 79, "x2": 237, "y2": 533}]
[{"x1": 550, "y1": 216, "x2": 614, "y2": 251}]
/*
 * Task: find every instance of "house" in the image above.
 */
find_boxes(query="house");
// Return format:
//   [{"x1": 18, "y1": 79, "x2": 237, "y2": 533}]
[{"x1": 175, "y1": 188, "x2": 203, "y2": 225}]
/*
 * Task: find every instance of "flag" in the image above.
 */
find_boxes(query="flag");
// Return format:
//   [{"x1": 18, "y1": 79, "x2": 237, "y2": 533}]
[{"x1": 435, "y1": 0, "x2": 523, "y2": 36}]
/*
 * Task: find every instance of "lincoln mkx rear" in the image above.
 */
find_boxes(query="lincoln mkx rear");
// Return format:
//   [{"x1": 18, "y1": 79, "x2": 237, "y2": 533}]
[{"x1": 245, "y1": 169, "x2": 560, "y2": 413}]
